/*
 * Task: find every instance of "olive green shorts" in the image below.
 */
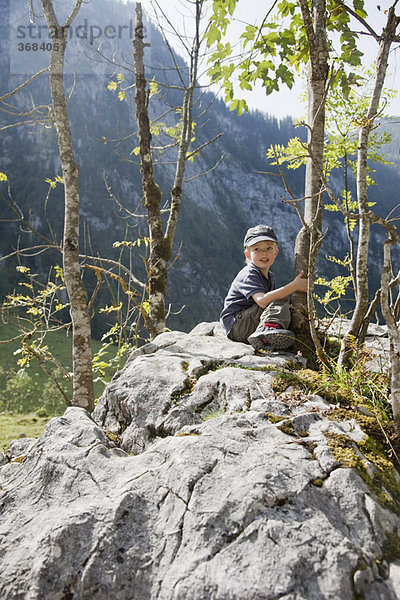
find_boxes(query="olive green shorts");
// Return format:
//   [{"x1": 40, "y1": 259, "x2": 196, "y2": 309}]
[{"x1": 227, "y1": 299, "x2": 291, "y2": 344}]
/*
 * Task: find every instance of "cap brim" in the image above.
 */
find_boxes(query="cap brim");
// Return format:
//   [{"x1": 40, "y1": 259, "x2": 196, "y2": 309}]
[{"x1": 245, "y1": 235, "x2": 278, "y2": 246}]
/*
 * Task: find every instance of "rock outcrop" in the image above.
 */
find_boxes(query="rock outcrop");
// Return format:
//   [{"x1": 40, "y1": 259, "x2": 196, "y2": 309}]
[{"x1": 1, "y1": 322, "x2": 400, "y2": 599}]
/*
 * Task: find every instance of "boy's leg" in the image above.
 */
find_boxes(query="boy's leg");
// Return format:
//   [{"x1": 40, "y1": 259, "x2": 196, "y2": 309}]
[
  {"x1": 227, "y1": 304, "x2": 263, "y2": 343},
  {"x1": 248, "y1": 299, "x2": 295, "y2": 350},
  {"x1": 260, "y1": 298, "x2": 291, "y2": 328}
]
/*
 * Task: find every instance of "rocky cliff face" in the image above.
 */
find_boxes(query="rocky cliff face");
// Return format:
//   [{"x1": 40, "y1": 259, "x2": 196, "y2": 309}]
[{"x1": 1, "y1": 323, "x2": 400, "y2": 599}]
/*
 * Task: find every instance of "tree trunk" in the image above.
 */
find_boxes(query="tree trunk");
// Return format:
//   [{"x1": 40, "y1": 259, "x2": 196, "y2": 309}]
[
  {"x1": 41, "y1": 0, "x2": 94, "y2": 411},
  {"x1": 379, "y1": 224, "x2": 400, "y2": 436},
  {"x1": 165, "y1": 1, "x2": 202, "y2": 243},
  {"x1": 292, "y1": 0, "x2": 328, "y2": 349},
  {"x1": 338, "y1": 6, "x2": 398, "y2": 366},
  {"x1": 133, "y1": 3, "x2": 168, "y2": 339},
  {"x1": 132, "y1": 1, "x2": 203, "y2": 339}
]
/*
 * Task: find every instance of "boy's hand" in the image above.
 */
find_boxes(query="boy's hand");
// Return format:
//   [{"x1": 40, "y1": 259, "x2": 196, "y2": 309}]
[{"x1": 293, "y1": 270, "x2": 308, "y2": 293}]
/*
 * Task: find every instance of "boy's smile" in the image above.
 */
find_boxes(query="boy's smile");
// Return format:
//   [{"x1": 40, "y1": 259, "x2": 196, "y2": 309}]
[{"x1": 245, "y1": 240, "x2": 279, "y2": 276}]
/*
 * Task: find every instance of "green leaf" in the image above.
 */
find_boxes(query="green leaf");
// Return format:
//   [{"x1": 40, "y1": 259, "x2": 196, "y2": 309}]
[
  {"x1": 240, "y1": 24, "x2": 257, "y2": 47},
  {"x1": 205, "y1": 24, "x2": 221, "y2": 47},
  {"x1": 229, "y1": 98, "x2": 248, "y2": 115},
  {"x1": 149, "y1": 78, "x2": 159, "y2": 96},
  {"x1": 239, "y1": 77, "x2": 253, "y2": 91},
  {"x1": 227, "y1": 0, "x2": 237, "y2": 16},
  {"x1": 353, "y1": 0, "x2": 367, "y2": 18}
]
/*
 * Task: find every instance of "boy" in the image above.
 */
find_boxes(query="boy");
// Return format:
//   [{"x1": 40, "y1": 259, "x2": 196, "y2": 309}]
[{"x1": 220, "y1": 224, "x2": 308, "y2": 351}]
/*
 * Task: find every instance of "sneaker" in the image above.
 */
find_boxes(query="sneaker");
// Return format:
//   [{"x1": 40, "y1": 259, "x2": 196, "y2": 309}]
[{"x1": 248, "y1": 322, "x2": 295, "y2": 351}]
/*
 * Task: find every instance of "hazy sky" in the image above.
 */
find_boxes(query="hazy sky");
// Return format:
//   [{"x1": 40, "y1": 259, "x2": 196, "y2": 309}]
[{"x1": 125, "y1": 0, "x2": 400, "y2": 120}]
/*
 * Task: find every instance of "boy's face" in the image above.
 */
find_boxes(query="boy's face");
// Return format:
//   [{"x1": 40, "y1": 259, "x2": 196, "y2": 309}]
[{"x1": 245, "y1": 240, "x2": 278, "y2": 273}]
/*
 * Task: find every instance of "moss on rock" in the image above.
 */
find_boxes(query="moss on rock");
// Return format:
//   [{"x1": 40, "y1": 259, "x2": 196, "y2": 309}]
[{"x1": 324, "y1": 431, "x2": 400, "y2": 516}]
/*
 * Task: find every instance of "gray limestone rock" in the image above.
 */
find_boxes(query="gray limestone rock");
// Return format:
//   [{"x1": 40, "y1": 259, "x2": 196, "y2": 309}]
[
  {"x1": 1, "y1": 322, "x2": 399, "y2": 600},
  {"x1": 93, "y1": 323, "x2": 300, "y2": 455},
  {"x1": 6, "y1": 436, "x2": 38, "y2": 461}
]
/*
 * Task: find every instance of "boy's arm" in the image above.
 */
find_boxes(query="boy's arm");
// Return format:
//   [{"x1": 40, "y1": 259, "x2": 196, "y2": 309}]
[{"x1": 252, "y1": 271, "x2": 308, "y2": 309}]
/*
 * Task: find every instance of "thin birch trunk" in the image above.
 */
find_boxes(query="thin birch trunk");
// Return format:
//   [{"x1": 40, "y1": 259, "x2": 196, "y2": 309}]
[
  {"x1": 133, "y1": 3, "x2": 166, "y2": 338},
  {"x1": 40, "y1": 0, "x2": 94, "y2": 411},
  {"x1": 133, "y1": 1, "x2": 203, "y2": 338},
  {"x1": 338, "y1": 6, "x2": 398, "y2": 366},
  {"x1": 165, "y1": 0, "x2": 203, "y2": 244},
  {"x1": 379, "y1": 224, "x2": 400, "y2": 435}
]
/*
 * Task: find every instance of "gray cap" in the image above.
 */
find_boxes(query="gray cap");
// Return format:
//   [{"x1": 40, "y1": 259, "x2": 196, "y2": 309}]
[{"x1": 244, "y1": 225, "x2": 278, "y2": 247}]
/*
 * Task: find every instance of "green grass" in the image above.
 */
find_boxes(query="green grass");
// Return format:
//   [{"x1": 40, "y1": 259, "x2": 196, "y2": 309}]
[
  {"x1": 0, "y1": 320, "x2": 71, "y2": 372},
  {"x1": 0, "y1": 410, "x2": 52, "y2": 453},
  {"x1": 0, "y1": 322, "x2": 123, "y2": 451},
  {"x1": 0, "y1": 320, "x2": 109, "y2": 376},
  {"x1": 0, "y1": 321, "x2": 118, "y2": 396}
]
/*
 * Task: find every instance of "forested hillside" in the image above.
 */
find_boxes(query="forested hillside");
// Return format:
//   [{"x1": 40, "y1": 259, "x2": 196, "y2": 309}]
[{"x1": 0, "y1": 0, "x2": 399, "y2": 337}]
